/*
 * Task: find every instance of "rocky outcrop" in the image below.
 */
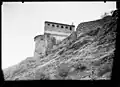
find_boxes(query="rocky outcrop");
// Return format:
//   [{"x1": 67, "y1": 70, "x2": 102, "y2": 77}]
[{"x1": 3, "y1": 10, "x2": 117, "y2": 80}]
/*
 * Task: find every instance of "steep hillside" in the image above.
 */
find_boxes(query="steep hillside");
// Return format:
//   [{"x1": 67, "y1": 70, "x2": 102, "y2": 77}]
[{"x1": 3, "y1": 10, "x2": 117, "y2": 80}]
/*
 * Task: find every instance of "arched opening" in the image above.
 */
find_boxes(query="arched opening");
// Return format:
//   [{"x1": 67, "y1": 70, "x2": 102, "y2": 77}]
[
  {"x1": 61, "y1": 26, "x2": 64, "y2": 28},
  {"x1": 70, "y1": 26, "x2": 72, "y2": 30},
  {"x1": 57, "y1": 25, "x2": 59, "y2": 27},
  {"x1": 52, "y1": 24, "x2": 55, "y2": 27},
  {"x1": 47, "y1": 24, "x2": 50, "y2": 26},
  {"x1": 66, "y1": 26, "x2": 68, "y2": 29}
]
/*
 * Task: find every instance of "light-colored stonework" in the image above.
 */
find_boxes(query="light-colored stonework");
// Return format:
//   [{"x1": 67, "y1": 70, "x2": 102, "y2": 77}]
[{"x1": 44, "y1": 21, "x2": 75, "y2": 44}]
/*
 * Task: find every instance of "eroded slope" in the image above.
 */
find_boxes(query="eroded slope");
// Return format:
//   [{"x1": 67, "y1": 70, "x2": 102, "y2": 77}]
[{"x1": 3, "y1": 10, "x2": 117, "y2": 80}]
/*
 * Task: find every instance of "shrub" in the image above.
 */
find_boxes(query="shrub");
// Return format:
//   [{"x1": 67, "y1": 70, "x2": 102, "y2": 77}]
[
  {"x1": 35, "y1": 70, "x2": 49, "y2": 80},
  {"x1": 58, "y1": 50, "x2": 64, "y2": 55},
  {"x1": 101, "y1": 12, "x2": 111, "y2": 18},
  {"x1": 97, "y1": 65, "x2": 111, "y2": 77},
  {"x1": 86, "y1": 28, "x2": 100, "y2": 36},
  {"x1": 57, "y1": 63, "x2": 70, "y2": 78},
  {"x1": 74, "y1": 63, "x2": 87, "y2": 72}
]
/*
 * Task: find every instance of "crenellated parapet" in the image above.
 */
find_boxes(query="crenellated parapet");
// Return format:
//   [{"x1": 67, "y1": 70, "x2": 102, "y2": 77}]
[{"x1": 44, "y1": 21, "x2": 75, "y2": 44}]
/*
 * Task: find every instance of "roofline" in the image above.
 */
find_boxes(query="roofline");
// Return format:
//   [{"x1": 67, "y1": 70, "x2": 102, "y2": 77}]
[
  {"x1": 45, "y1": 21, "x2": 75, "y2": 27},
  {"x1": 44, "y1": 33, "x2": 69, "y2": 37},
  {"x1": 34, "y1": 35, "x2": 44, "y2": 41}
]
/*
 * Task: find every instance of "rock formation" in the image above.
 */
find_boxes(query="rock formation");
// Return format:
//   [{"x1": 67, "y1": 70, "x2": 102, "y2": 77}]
[{"x1": 3, "y1": 10, "x2": 117, "y2": 80}]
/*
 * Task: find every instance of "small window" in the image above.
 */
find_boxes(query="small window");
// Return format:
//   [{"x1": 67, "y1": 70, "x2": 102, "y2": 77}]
[
  {"x1": 61, "y1": 26, "x2": 64, "y2": 28},
  {"x1": 41, "y1": 38, "x2": 43, "y2": 40},
  {"x1": 70, "y1": 27, "x2": 72, "y2": 30},
  {"x1": 57, "y1": 25, "x2": 59, "y2": 27},
  {"x1": 65, "y1": 26, "x2": 68, "y2": 29},
  {"x1": 52, "y1": 24, "x2": 55, "y2": 27}
]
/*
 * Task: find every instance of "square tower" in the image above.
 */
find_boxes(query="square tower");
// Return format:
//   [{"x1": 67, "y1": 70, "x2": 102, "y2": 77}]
[{"x1": 44, "y1": 21, "x2": 75, "y2": 44}]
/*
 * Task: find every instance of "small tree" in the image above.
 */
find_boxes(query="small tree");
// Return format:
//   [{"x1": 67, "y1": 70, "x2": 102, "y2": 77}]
[
  {"x1": 101, "y1": 10, "x2": 114, "y2": 18},
  {"x1": 110, "y1": 10, "x2": 114, "y2": 15},
  {"x1": 101, "y1": 12, "x2": 109, "y2": 18}
]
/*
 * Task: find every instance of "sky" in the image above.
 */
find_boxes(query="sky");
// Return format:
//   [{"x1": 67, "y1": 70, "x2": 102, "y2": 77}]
[{"x1": 2, "y1": 2, "x2": 116, "y2": 69}]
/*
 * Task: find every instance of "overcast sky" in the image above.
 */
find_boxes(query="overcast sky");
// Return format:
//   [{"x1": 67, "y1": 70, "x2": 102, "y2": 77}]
[{"x1": 2, "y1": 2, "x2": 116, "y2": 69}]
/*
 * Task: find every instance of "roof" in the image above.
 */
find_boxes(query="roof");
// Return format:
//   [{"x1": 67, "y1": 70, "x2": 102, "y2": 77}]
[
  {"x1": 45, "y1": 21, "x2": 75, "y2": 27},
  {"x1": 34, "y1": 35, "x2": 44, "y2": 41}
]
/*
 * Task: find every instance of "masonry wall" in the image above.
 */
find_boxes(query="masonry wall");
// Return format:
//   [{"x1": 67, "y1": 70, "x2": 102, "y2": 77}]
[
  {"x1": 44, "y1": 22, "x2": 75, "y2": 34},
  {"x1": 34, "y1": 33, "x2": 56, "y2": 58},
  {"x1": 34, "y1": 35, "x2": 46, "y2": 58},
  {"x1": 50, "y1": 34, "x2": 66, "y2": 44},
  {"x1": 44, "y1": 33, "x2": 54, "y2": 55},
  {"x1": 44, "y1": 22, "x2": 75, "y2": 43}
]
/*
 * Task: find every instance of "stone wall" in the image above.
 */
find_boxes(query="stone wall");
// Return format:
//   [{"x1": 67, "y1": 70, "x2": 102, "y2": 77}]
[
  {"x1": 44, "y1": 33, "x2": 55, "y2": 55},
  {"x1": 48, "y1": 34, "x2": 67, "y2": 44},
  {"x1": 44, "y1": 21, "x2": 75, "y2": 43},
  {"x1": 44, "y1": 21, "x2": 75, "y2": 33},
  {"x1": 34, "y1": 33, "x2": 57, "y2": 58},
  {"x1": 34, "y1": 35, "x2": 46, "y2": 58}
]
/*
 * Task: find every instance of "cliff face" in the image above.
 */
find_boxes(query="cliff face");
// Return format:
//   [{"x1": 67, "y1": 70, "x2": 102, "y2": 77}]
[{"x1": 3, "y1": 10, "x2": 117, "y2": 80}]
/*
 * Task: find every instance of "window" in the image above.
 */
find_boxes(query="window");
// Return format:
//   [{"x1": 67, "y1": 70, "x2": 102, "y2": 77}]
[
  {"x1": 47, "y1": 24, "x2": 50, "y2": 26},
  {"x1": 41, "y1": 38, "x2": 43, "y2": 40},
  {"x1": 52, "y1": 24, "x2": 55, "y2": 27},
  {"x1": 70, "y1": 27, "x2": 72, "y2": 30},
  {"x1": 61, "y1": 26, "x2": 64, "y2": 28},
  {"x1": 65, "y1": 26, "x2": 68, "y2": 29},
  {"x1": 57, "y1": 25, "x2": 59, "y2": 27}
]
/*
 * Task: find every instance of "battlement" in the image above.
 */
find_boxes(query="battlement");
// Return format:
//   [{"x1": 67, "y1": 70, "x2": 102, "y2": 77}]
[
  {"x1": 44, "y1": 21, "x2": 75, "y2": 33},
  {"x1": 44, "y1": 21, "x2": 75, "y2": 44},
  {"x1": 45, "y1": 21, "x2": 75, "y2": 27}
]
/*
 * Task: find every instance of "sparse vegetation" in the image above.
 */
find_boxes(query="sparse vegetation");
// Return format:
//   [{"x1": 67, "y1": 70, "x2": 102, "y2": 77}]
[
  {"x1": 74, "y1": 63, "x2": 87, "y2": 72},
  {"x1": 86, "y1": 28, "x2": 100, "y2": 36},
  {"x1": 35, "y1": 71, "x2": 49, "y2": 80},
  {"x1": 34, "y1": 68, "x2": 50, "y2": 80},
  {"x1": 69, "y1": 39, "x2": 90, "y2": 50},
  {"x1": 101, "y1": 10, "x2": 113, "y2": 18},
  {"x1": 57, "y1": 63, "x2": 70, "y2": 78},
  {"x1": 58, "y1": 50, "x2": 64, "y2": 55},
  {"x1": 97, "y1": 64, "x2": 112, "y2": 77}
]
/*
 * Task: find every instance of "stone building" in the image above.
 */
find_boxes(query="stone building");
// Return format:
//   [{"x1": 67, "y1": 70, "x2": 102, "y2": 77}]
[
  {"x1": 34, "y1": 35, "x2": 46, "y2": 58},
  {"x1": 44, "y1": 21, "x2": 75, "y2": 44},
  {"x1": 34, "y1": 21, "x2": 75, "y2": 58}
]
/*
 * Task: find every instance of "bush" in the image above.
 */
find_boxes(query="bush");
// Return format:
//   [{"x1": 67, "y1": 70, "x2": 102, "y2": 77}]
[
  {"x1": 86, "y1": 28, "x2": 100, "y2": 36},
  {"x1": 35, "y1": 70, "x2": 49, "y2": 80},
  {"x1": 57, "y1": 63, "x2": 70, "y2": 78},
  {"x1": 101, "y1": 11, "x2": 112, "y2": 18},
  {"x1": 97, "y1": 65, "x2": 111, "y2": 77},
  {"x1": 58, "y1": 50, "x2": 64, "y2": 55},
  {"x1": 75, "y1": 64, "x2": 87, "y2": 72}
]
